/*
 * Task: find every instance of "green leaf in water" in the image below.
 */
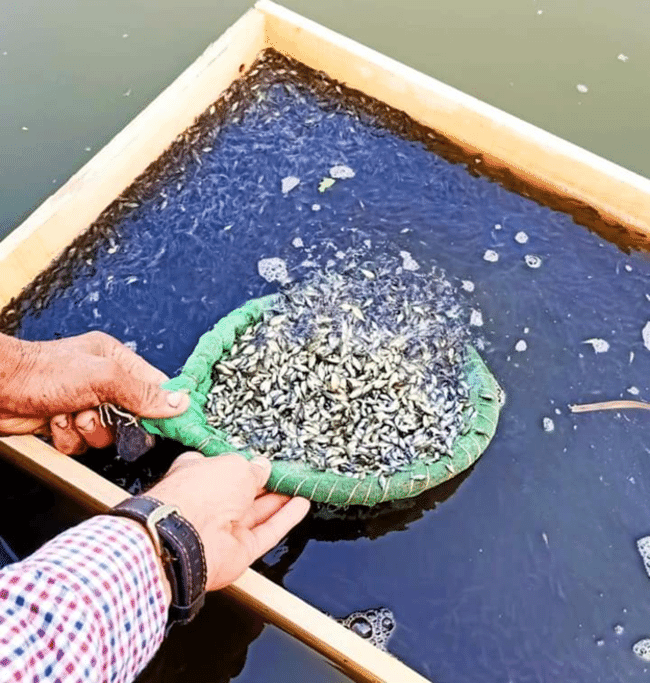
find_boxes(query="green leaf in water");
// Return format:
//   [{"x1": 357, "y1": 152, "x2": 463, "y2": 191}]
[{"x1": 318, "y1": 177, "x2": 336, "y2": 193}]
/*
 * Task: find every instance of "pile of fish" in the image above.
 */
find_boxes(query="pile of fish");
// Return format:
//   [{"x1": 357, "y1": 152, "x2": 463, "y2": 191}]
[{"x1": 205, "y1": 257, "x2": 473, "y2": 479}]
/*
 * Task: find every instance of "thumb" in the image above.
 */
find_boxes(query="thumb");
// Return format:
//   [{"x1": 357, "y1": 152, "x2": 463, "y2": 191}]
[{"x1": 94, "y1": 364, "x2": 191, "y2": 418}]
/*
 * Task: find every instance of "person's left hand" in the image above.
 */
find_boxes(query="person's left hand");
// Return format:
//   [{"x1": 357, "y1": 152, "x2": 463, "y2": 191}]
[{"x1": 0, "y1": 331, "x2": 190, "y2": 454}]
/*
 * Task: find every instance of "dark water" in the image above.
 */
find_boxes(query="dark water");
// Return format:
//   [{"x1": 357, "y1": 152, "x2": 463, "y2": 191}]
[{"x1": 10, "y1": 67, "x2": 650, "y2": 683}]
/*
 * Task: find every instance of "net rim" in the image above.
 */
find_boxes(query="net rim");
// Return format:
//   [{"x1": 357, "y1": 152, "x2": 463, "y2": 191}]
[{"x1": 141, "y1": 295, "x2": 503, "y2": 506}]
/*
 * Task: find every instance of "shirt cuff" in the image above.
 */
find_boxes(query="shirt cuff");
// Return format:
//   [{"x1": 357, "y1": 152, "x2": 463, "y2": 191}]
[{"x1": 4, "y1": 514, "x2": 168, "y2": 683}]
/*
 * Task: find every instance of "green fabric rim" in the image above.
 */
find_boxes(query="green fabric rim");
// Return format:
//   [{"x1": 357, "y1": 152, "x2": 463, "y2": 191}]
[{"x1": 142, "y1": 295, "x2": 503, "y2": 506}]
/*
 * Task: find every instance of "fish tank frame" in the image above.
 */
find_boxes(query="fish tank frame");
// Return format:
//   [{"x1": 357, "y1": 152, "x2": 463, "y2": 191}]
[{"x1": 1, "y1": 2, "x2": 650, "y2": 681}]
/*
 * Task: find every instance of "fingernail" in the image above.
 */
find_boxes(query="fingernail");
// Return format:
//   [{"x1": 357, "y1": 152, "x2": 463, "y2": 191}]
[
  {"x1": 54, "y1": 415, "x2": 68, "y2": 429},
  {"x1": 77, "y1": 416, "x2": 95, "y2": 432},
  {"x1": 252, "y1": 455, "x2": 271, "y2": 470},
  {"x1": 166, "y1": 391, "x2": 187, "y2": 409}
]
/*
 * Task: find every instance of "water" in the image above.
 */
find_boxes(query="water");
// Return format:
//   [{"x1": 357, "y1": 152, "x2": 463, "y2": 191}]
[{"x1": 1, "y1": 3, "x2": 650, "y2": 682}]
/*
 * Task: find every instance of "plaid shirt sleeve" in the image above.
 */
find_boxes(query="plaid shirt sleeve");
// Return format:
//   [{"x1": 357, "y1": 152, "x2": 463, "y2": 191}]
[{"x1": 0, "y1": 515, "x2": 169, "y2": 683}]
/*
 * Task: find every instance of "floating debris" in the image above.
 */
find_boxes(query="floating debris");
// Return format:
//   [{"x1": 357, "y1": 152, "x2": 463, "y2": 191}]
[
  {"x1": 515, "y1": 339, "x2": 527, "y2": 352},
  {"x1": 311, "y1": 204, "x2": 321, "y2": 211},
  {"x1": 281, "y1": 176, "x2": 301, "y2": 194},
  {"x1": 525, "y1": 254, "x2": 542, "y2": 269},
  {"x1": 461, "y1": 280, "x2": 475, "y2": 293},
  {"x1": 515, "y1": 231, "x2": 529, "y2": 244},
  {"x1": 257, "y1": 257, "x2": 290, "y2": 284},
  {"x1": 483, "y1": 250, "x2": 499, "y2": 263},
  {"x1": 399, "y1": 250, "x2": 420, "y2": 271},
  {"x1": 633, "y1": 638, "x2": 650, "y2": 662},
  {"x1": 542, "y1": 417, "x2": 555, "y2": 433},
  {"x1": 329, "y1": 164, "x2": 355, "y2": 179},
  {"x1": 335, "y1": 608, "x2": 395, "y2": 652},
  {"x1": 494, "y1": 224, "x2": 502, "y2": 230},
  {"x1": 614, "y1": 624, "x2": 624, "y2": 636},
  {"x1": 206, "y1": 256, "x2": 473, "y2": 479},
  {"x1": 582, "y1": 338, "x2": 609, "y2": 353},
  {"x1": 123, "y1": 89, "x2": 132, "y2": 97},
  {"x1": 292, "y1": 237, "x2": 304, "y2": 248},
  {"x1": 627, "y1": 386, "x2": 640, "y2": 396},
  {"x1": 576, "y1": 84, "x2": 589, "y2": 94},
  {"x1": 617, "y1": 53, "x2": 629, "y2": 62},
  {"x1": 318, "y1": 177, "x2": 336, "y2": 193},
  {"x1": 21, "y1": 126, "x2": 28, "y2": 131}
]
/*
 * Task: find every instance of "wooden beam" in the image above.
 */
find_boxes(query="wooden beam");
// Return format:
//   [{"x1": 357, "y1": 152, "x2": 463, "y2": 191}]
[
  {"x1": 259, "y1": 0, "x2": 650, "y2": 240},
  {"x1": 0, "y1": 7, "x2": 266, "y2": 307},
  {"x1": 0, "y1": 436, "x2": 430, "y2": 683}
]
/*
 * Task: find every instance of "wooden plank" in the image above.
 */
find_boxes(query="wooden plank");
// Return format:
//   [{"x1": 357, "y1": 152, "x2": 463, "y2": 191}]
[
  {"x1": 0, "y1": 435, "x2": 429, "y2": 683},
  {"x1": 0, "y1": 7, "x2": 266, "y2": 306},
  {"x1": 259, "y1": 0, "x2": 650, "y2": 240}
]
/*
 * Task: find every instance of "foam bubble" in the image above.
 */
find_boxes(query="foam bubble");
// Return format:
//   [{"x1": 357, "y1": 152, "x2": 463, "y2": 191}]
[
  {"x1": 329, "y1": 164, "x2": 355, "y2": 179},
  {"x1": 258, "y1": 257, "x2": 290, "y2": 284},
  {"x1": 400, "y1": 251, "x2": 420, "y2": 271},
  {"x1": 483, "y1": 249, "x2": 499, "y2": 263}
]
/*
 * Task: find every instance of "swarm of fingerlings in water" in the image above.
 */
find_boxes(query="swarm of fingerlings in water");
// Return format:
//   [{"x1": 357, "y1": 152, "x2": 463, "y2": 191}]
[{"x1": 205, "y1": 257, "x2": 474, "y2": 479}]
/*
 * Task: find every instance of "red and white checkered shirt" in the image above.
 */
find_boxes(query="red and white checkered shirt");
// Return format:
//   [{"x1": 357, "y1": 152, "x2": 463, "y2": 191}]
[{"x1": 0, "y1": 515, "x2": 168, "y2": 682}]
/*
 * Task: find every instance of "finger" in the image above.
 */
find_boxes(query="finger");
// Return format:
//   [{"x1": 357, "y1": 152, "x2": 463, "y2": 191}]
[
  {"x1": 74, "y1": 409, "x2": 114, "y2": 449},
  {"x1": 81, "y1": 331, "x2": 169, "y2": 385},
  {"x1": 248, "y1": 456, "x2": 272, "y2": 492},
  {"x1": 247, "y1": 497, "x2": 311, "y2": 558},
  {"x1": 92, "y1": 359, "x2": 190, "y2": 419},
  {"x1": 248, "y1": 492, "x2": 293, "y2": 528},
  {"x1": 50, "y1": 414, "x2": 88, "y2": 456}
]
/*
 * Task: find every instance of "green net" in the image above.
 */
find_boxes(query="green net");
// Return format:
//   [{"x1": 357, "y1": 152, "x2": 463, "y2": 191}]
[{"x1": 141, "y1": 295, "x2": 503, "y2": 506}]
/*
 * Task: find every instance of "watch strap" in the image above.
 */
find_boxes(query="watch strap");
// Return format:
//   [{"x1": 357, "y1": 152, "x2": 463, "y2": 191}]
[{"x1": 109, "y1": 496, "x2": 207, "y2": 630}]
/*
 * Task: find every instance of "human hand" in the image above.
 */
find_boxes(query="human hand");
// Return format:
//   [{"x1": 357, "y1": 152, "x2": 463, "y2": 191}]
[
  {"x1": 0, "y1": 331, "x2": 189, "y2": 454},
  {"x1": 147, "y1": 452, "x2": 311, "y2": 591}
]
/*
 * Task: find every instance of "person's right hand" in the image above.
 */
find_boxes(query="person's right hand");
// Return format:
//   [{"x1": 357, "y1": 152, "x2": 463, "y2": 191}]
[{"x1": 147, "y1": 452, "x2": 311, "y2": 591}]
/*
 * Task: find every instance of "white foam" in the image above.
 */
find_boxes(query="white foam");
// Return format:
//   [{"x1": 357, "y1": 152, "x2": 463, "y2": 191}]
[
  {"x1": 329, "y1": 164, "x2": 355, "y2": 179},
  {"x1": 515, "y1": 231, "x2": 529, "y2": 244},
  {"x1": 281, "y1": 176, "x2": 300, "y2": 194},
  {"x1": 470, "y1": 309, "x2": 484, "y2": 327},
  {"x1": 633, "y1": 638, "x2": 650, "y2": 661},
  {"x1": 483, "y1": 249, "x2": 499, "y2": 263},
  {"x1": 542, "y1": 417, "x2": 555, "y2": 433},
  {"x1": 642, "y1": 321, "x2": 650, "y2": 351},
  {"x1": 258, "y1": 257, "x2": 290, "y2": 284},
  {"x1": 515, "y1": 339, "x2": 527, "y2": 352},
  {"x1": 292, "y1": 237, "x2": 304, "y2": 248},
  {"x1": 525, "y1": 254, "x2": 542, "y2": 268},
  {"x1": 582, "y1": 338, "x2": 610, "y2": 353},
  {"x1": 461, "y1": 280, "x2": 475, "y2": 293},
  {"x1": 400, "y1": 251, "x2": 420, "y2": 271}
]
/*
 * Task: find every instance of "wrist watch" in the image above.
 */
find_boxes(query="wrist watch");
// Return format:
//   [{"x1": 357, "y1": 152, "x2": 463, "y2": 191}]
[{"x1": 109, "y1": 496, "x2": 207, "y2": 632}]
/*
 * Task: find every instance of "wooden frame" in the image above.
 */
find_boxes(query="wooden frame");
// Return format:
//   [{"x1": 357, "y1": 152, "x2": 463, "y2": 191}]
[{"x1": 2, "y1": 2, "x2": 650, "y2": 681}]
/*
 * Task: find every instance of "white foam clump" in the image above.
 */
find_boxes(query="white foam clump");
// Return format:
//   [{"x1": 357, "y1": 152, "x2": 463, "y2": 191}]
[
  {"x1": 281, "y1": 176, "x2": 300, "y2": 194},
  {"x1": 124, "y1": 340, "x2": 138, "y2": 352},
  {"x1": 542, "y1": 417, "x2": 555, "y2": 433},
  {"x1": 461, "y1": 280, "x2": 475, "y2": 293},
  {"x1": 642, "y1": 321, "x2": 650, "y2": 351},
  {"x1": 576, "y1": 84, "x2": 589, "y2": 93},
  {"x1": 515, "y1": 339, "x2": 527, "y2": 352},
  {"x1": 637, "y1": 536, "x2": 650, "y2": 578},
  {"x1": 583, "y1": 338, "x2": 610, "y2": 353},
  {"x1": 515, "y1": 231, "x2": 529, "y2": 244},
  {"x1": 617, "y1": 53, "x2": 629, "y2": 62},
  {"x1": 628, "y1": 386, "x2": 640, "y2": 396},
  {"x1": 329, "y1": 164, "x2": 355, "y2": 179},
  {"x1": 399, "y1": 251, "x2": 420, "y2": 271},
  {"x1": 633, "y1": 639, "x2": 650, "y2": 661},
  {"x1": 292, "y1": 237, "x2": 304, "y2": 248},
  {"x1": 469, "y1": 309, "x2": 483, "y2": 327},
  {"x1": 525, "y1": 254, "x2": 542, "y2": 269},
  {"x1": 258, "y1": 257, "x2": 290, "y2": 284},
  {"x1": 483, "y1": 250, "x2": 499, "y2": 263}
]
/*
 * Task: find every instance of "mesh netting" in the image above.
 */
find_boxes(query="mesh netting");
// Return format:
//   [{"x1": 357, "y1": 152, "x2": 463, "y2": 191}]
[{"x1": 141, "y1": 294, "x2": 503, "y2": 506}]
